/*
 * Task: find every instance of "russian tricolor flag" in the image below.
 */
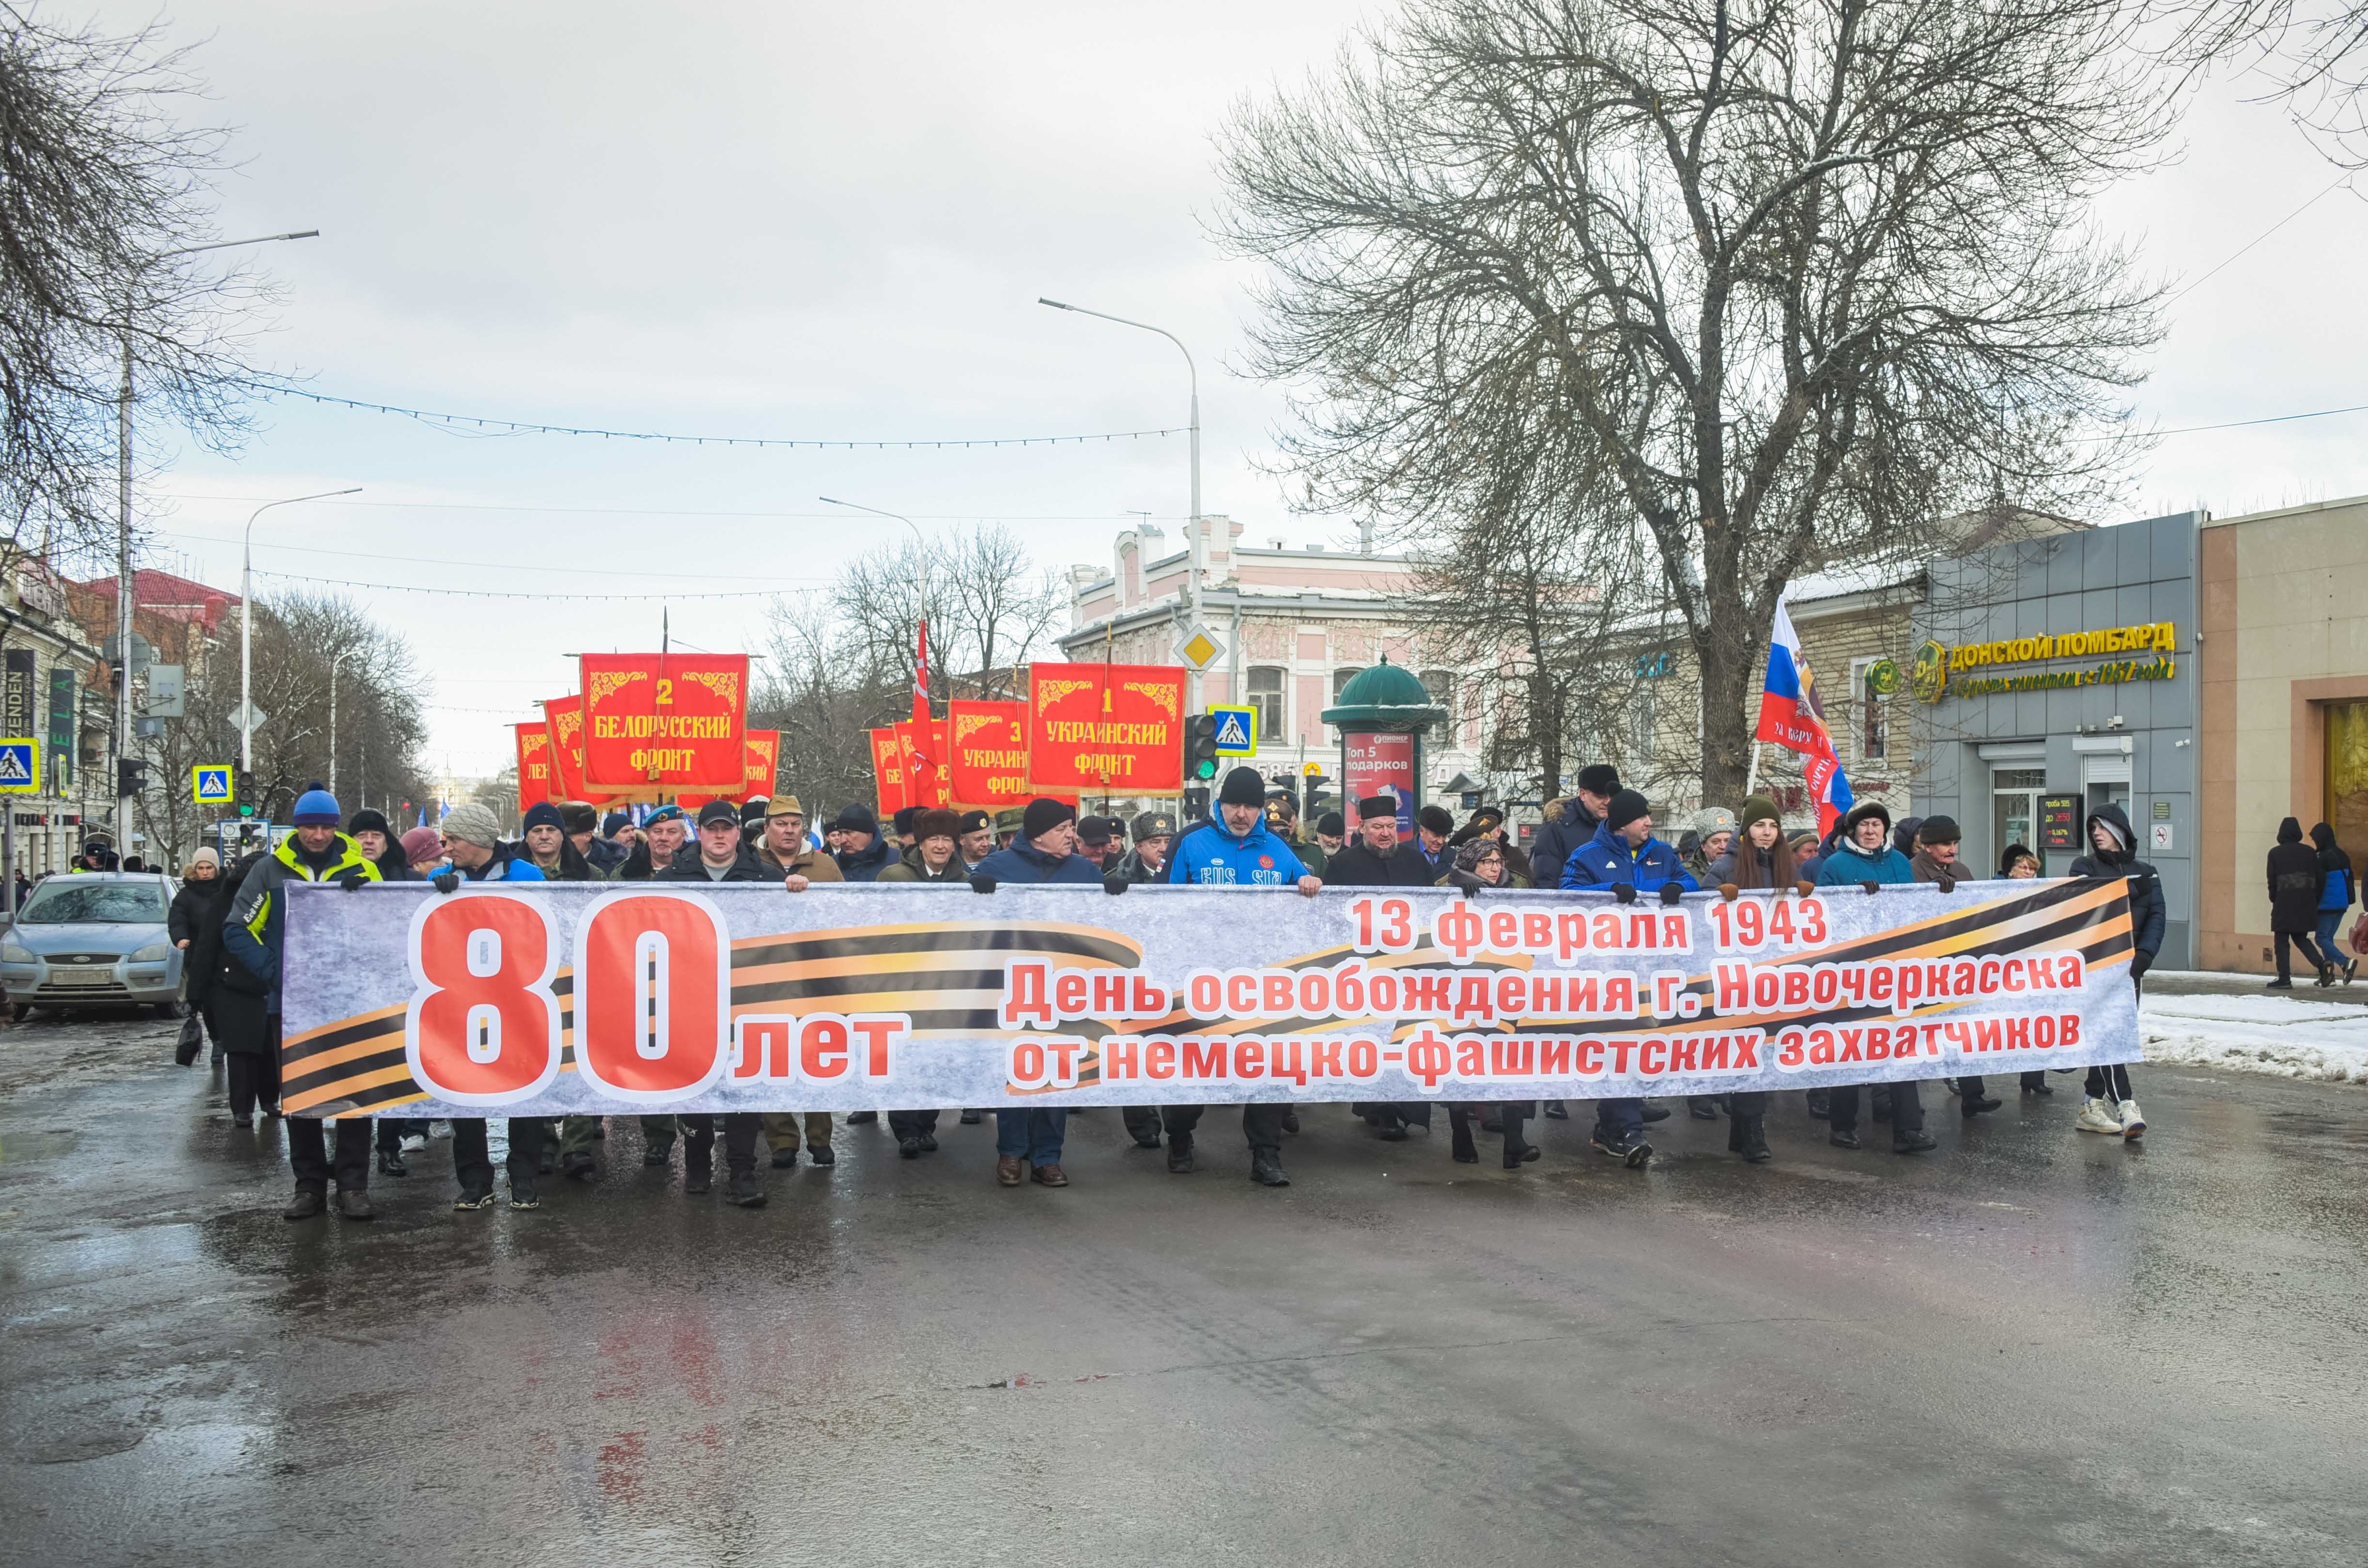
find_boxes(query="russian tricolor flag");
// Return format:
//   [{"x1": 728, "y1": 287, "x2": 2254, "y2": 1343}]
[{"x1": 1754, "y1": 594, "x2": 1854, "y2": 835}]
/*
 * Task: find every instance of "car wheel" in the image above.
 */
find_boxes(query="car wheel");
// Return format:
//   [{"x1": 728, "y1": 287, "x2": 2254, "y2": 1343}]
[
  {"x1": 152, "y1": 1000, "x2": 184, "y2": 1020},
  {"x1": 10, "y1": 1002, "x2": 32, "y2": 1022}
]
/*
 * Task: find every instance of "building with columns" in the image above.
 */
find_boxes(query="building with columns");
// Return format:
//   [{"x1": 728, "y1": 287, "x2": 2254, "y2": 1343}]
[{"x1": 1057, "y1": 516, "x2": 1484, "y2": 812}]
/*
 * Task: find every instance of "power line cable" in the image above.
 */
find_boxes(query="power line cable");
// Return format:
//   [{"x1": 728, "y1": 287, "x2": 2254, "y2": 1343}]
[
  {"x1": 152, "y1": 527, "x2": 830, "y2": 583},
  {"x1": 260, "y1": 384, "x2": 1190, "y2": 450},
  {"x1": 249, "y1": 567, "x2": 785, "y2": 601}
]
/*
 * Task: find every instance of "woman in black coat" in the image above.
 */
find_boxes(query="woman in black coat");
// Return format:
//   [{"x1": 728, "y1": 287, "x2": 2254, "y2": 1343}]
[
  {"x1": 168, "y1": 849, "x2": 237, "y2": 1060},
  {"x1": 2266, "y1": 816, "x2": 2332, "y2": 988}
]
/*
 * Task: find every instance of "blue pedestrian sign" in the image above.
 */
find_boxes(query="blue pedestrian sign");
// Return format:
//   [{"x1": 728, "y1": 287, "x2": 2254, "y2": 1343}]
[
  {"x1": 1209, "y1": 704, "x2": 1257, "y2": 758},
  {"x1": 0, "y1": 738, "x2": 37, "y2": 794},
  {"x1": 192, "y1": 765, "x2": 234, "y2": 805}
]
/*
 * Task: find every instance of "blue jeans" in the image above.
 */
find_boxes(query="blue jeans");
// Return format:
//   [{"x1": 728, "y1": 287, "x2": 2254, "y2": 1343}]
[
  {"x1": 1593, "y1": 1098, "x2": 1644, "y2": 1139},
  {"x1": 2317, "y1": 908, "x2": 2347, "y2": 961},
  {"x1": 995, "y1": 1108, "x2": 1068, "y2": 1165}
]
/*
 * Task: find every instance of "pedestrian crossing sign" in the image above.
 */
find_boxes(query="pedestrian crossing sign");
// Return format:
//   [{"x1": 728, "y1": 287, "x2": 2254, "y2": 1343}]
[
  {"x1": 1209, "y1": 705, "x2": 1257, "y2": 757},
  {"x1": 192, "y1": 765, "x2": 234, "y2": 805},
  {"x1": 0, "y1": 738, "x2": 36, "y2": 794}
]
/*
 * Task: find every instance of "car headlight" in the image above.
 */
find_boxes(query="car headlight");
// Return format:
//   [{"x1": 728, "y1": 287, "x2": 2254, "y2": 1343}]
[
  {"x1": 1, "y1": 942, "x2": 33, "y2": 964},
  {"x1": 131, "y1": 941, "x2": 172, "y2": 963}
]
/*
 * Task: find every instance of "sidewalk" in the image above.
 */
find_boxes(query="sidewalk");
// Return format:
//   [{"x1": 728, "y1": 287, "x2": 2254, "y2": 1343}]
[{"x1": 2140, "y1": 970, "x2": 2368, "y2": 1085}]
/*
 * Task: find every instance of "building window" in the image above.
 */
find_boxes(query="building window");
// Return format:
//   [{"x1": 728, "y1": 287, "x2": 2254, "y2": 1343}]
[
  {"x1": 1419, "y1": 669, "x2": 1457, "y2": 714},
  {"x1": 1627, "y1": 685, "x2": 1657, "y2": 771},
  {"x1": 1851, "y1": 656, "x2": 1890, "y2": 765},
  {"x1": 1248, "y1": 666, "x2": 1285, "y2": 742},
  {"x1": 1329, "y1": 667, "x2": 1361, "y2": 741}
]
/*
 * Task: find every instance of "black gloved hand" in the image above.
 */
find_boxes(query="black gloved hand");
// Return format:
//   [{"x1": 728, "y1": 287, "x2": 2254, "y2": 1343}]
[
  {"x1": 2130, "y1": 950, "x2": 2153, "y2": 979},
  {"x1": 1658, "y1": 881, "x2": 1683, "y2": 906},
  {"x1": 1102, "y1": 873, "x2": 1127, "y2": 896},
  {"x1": 1861, "y1": 880, "x2": 1880, "y2": 896},
  {"x1": 1612, "y1": 883, "x2": 1636, "y2": 905},
  {"x1": 432, "y1": 869, "x2": 460, "y2": 894},
  {"x1": 968, "y1": 874, "x2": 997, "y2": 895},
  {"x1": 1446, "y1": 869, "x2": 1484, "y2": 895},
  {"x1": 342, "y1": 873, "x2": 368, "y2": 892}
]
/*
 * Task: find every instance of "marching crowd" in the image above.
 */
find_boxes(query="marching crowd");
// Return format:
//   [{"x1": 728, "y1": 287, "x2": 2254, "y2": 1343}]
[{"x1": 167, "y1": 758, "x2": 2174, "y2": 1222}]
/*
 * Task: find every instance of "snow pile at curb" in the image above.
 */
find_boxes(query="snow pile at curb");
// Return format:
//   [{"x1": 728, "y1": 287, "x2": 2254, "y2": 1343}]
[{"x1": 2138, "y1": 990, "x2": 2368, "y2": 1084}]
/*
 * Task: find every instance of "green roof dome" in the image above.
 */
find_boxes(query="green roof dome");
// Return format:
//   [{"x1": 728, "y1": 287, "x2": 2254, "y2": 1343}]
[{"x1": 1320, "y1": 658, "x2": 1447, "y2": 732}]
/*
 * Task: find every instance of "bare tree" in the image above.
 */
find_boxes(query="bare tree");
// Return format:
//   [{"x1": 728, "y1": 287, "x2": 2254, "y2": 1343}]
[
  {"x1": 0, "y1": 6, "x2": 272, "y2": 570},
  {"x1": 1218, "y1": 0, "x2": 2169, "y2": 804},
  {"x1": 755, "y1": 523, "x2": 1064, "y2": 810},
  {"x1": 2152, "y1": 3, "x2": 2368, "y2": 165}
]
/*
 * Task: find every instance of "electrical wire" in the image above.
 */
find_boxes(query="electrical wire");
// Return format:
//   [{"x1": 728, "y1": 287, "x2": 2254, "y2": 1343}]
[
  {"x1": 249, "y1": 568, "x2": 784, "y2": 601},
  {"x1": 151, "y1": 527, "x2": 831, "y2": 583},
  {"x1": 261, "y1": 384, "x2": 1190, "y2": 450}
]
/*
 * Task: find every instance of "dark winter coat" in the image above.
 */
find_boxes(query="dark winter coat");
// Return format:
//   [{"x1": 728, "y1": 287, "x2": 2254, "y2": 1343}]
[
  {"x1": 1318, "y1": 837, "x2": 1437, "y2": 888},
  {"x1": 654, "y1": 847, "x2": 773, "y2": 883},
  {"x1": 2070, "y1": 803, "x2": 2165, "y2": 967},
  {"x1": 834, "y1": 834, "x2": 898, "y2": 883},
  {"x1": 615, "y1": 840, "x2": 686, "y2": 881},
  {"x1": 877, "y1": 845, "x2": 970, "y2": 884},
  {"x1": 1561, "y1": 819, "x2": 1698, "y2": 893},
  {"x1": 1112, "y1": 846, "x2": 1171, "y2": 885},
  {"x1": 585, "y1": 837, "x2": 630, "y2": 877},
  {"x1": 967, "y1": 839, "x2": 1105, "y2": 886},
  {"x1": 168, "y1": 874, "x2": 236, "y2": 1009},
  {"x1": 1526, "y1": 797, "x2": 1598, "y2": 890},
  {"x1": 2265, "y1": 817, "x2": 2325, "y2": 935}
]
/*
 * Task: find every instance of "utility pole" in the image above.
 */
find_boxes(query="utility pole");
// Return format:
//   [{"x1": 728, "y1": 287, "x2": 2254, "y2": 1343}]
[
  {"x1": 1038, "y1": 298, "x2": 1205, "y2": 711},
  {"x1": 327, "y1": 650, "x2": 341, "y2": 801}
]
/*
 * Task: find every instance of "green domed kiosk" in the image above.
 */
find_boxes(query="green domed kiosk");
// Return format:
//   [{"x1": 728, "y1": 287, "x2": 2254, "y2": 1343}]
[{"x1": 1319, "y1": 658, "x2": 1448, "y2": 834}]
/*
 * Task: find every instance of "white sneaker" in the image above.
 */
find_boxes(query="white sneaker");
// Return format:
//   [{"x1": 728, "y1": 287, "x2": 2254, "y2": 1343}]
[
  {"x1": 399, "y1": 1133, "x2": 427, "y2": 1153},
  {"x1": 2117, "y1": 1099, "x2": 2145, "y2": 1140},
  {"x1": 2075, "y1": 1097, "x2": 2124, "y2": 1135}
]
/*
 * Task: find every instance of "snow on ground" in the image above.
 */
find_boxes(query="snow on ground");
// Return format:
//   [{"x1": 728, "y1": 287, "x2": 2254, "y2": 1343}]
[{"x1": 2139, "y1": 983, "x2": 2368, "y2": 1084}]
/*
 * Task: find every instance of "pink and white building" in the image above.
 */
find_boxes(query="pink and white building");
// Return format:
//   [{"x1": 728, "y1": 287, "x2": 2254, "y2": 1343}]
[{"x1": 1057, "y1": 516, "x2": 1486, "y2": 808}]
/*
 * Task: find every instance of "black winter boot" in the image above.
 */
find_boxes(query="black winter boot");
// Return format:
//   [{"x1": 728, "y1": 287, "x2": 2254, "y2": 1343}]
[{"x1": 1734, "y1": 1115, "x2": 1771, "y2": 1163}]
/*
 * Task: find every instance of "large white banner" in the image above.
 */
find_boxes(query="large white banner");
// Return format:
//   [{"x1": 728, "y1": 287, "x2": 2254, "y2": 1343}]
[{"x1": 275, "y1": 877, "x2": 2141, "y2": 1117}]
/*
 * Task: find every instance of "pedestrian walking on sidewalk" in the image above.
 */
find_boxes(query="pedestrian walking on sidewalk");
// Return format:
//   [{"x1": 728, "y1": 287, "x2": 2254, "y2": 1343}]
[
  {"x1": 2268, "y1": 816, "x2": 2334, "y2": 989},
  {"x1": 2310, "y1": 823, "x2": 2357, "y2": 986}
]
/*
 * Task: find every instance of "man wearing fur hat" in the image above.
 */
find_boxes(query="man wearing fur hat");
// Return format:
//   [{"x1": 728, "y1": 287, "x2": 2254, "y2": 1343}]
[{"x1": 1529, "y1": 763, "x2": 1621, "y2": 889}]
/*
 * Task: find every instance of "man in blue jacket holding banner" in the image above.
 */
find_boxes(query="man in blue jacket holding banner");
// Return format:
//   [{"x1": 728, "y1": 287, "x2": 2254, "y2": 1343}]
[
  {"x1": 1161, "y1": 767, "x2": 1322, "y2": 1187},
  {"x1": 1561, "y1": 789, "x2": 1694, "y2": 1167}
]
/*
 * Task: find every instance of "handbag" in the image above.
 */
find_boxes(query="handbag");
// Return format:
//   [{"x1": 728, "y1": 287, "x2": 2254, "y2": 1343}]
[
  {"x1": 174, "y1": 1010, "x2": 205, "y2": 1066},
  {"x1": 2350, "y1": 917, "x2": 2368, "y2": 958}
]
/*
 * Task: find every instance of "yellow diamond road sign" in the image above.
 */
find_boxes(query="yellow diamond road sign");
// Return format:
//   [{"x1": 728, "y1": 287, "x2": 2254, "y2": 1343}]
[{"x1": 1175, "y1": 624, "x2": 1224, "y2": 671}]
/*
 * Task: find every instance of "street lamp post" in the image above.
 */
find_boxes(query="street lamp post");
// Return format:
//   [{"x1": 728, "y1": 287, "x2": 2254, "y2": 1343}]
[
  {"x1": 116, "y1": 229, "x2": 320, "y2": 846},
  {"x1": 240, "y1": 488, "x2": 362, "y2": 776},
  {"x1": 1037, "y1": 297, "x2": 1205, "y2": 710},
  {"x1": 819, "y1": 494, "x2": 931, "y2": 684}
]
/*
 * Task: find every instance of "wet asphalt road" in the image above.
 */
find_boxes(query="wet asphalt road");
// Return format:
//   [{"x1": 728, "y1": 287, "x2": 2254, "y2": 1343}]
[{"x1": 3, "y1": 1011, "x2": 2366, "y2": 1568}]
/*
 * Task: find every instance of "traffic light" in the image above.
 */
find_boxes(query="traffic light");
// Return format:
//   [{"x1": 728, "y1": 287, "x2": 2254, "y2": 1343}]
[
  {"x1": 116, "y1": 758, "x2": 152, "y2": 796},
  {"x1": 1182, "y1": 785, "x2": 1212, "y2": 823},
  {"x1": 1182, "y1": 713, "x2": 1221, "y2": 782}
]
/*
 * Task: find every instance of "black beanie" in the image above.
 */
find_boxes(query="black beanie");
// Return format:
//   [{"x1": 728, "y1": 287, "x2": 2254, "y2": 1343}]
[
  {"x1": 833, "y1": 802, "x2": 878, "y2": 835},
  {"x1": 893, "y1": 805, "x2": 919, "y2": 835},
  {"x1": 1218, "y1": 766, "x2": 1265, "y2": 808},
  {"x1": 346, "y1": 807, "x2": 392, "y2": 839},
  {"x1": 1316, "y1": 811, "x2": 1344, "y2": 837},
  {"x1": 1022, "y1": 797, "x2": 1078, "y2": 841},
  {"x1": 1576, "y1": 763, "x2": 1621, "y2": 796},
  {"x1": 1603, "y1": 789, "x2": 1650, "y2": 832},
  {"x1": 522, "y1": 801, "x2": 565, "y2": 832},
  {"x1": 1918, "y1": 814, "x2": 1960, "y2": 845}
]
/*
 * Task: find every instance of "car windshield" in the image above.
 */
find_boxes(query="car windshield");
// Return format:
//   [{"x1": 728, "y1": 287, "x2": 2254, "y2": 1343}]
[{"x1": 16, "y1": 881, "x2": 168, "y2": 925}]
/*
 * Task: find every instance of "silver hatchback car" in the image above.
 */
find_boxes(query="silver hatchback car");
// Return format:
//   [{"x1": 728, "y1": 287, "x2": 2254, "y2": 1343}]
[{"x1": 1, "y1": 872, "x2": 185, "y2": 1019}]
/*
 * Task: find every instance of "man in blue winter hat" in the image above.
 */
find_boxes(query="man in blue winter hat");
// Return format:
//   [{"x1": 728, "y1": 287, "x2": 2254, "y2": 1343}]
[{"x1": 222, "y1": 782, "x2": 383, "y2": 1221}]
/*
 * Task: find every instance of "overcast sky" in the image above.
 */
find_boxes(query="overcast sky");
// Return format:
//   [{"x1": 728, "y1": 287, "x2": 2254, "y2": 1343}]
[{"x1": 83, "y1": 0, "x2": 2368, "y2": 777}]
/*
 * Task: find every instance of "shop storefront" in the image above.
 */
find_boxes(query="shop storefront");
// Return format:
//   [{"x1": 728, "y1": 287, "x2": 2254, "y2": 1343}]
[
  {"x1": 2196, "y1": 495, "x2": 2368, "y2": 972},
  {"x1": 1911, "y1": 511, "x2": 2204, "y2": 969}
]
